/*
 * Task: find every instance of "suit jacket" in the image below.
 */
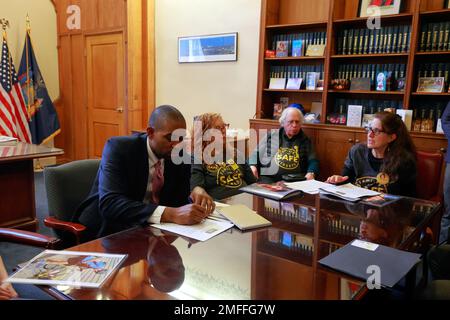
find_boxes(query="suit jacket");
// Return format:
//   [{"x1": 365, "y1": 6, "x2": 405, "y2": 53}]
[{"x1": 74, "y1": 133, "x2": 191, "y2": 240}]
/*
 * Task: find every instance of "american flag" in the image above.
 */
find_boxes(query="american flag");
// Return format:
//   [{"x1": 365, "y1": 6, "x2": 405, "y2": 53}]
[{"x1": 0, "y1": 34, "x2": 31, "y2": 143}]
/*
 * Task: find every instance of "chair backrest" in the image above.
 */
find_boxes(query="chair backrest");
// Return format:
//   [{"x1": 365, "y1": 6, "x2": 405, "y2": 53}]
[
  {"x1": 416, "y1": 151, "x2": 444, "y2": 200},
  {"x1": 44, "y1": 159, "x2": 100, "y2": 224}
]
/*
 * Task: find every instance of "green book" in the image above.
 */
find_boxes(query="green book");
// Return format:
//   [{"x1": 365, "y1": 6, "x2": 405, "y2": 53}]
[
  {"x1": 348, "y1": 29, "x2": 354, "y2": 55},
  {"x1": 420, "y1": 24, "x2": 427, "y2": 52},
  {"x1": 426, "y1": 24, "x2": 433, "y2": 51},
  {"x1": 438, "y1": 22, "x2": 445, "y2": 51},
  {"x1": 353, "y1": 29, "x2": 360, "y2": 54},
  {"x1": 444, "y1": 22, "x2": 450, "y2": 51},
  {"x1": 386, "y1": 26, "x2": 393, "y2": 53},
  {"x1": 374, "y1": 29, "x2": 380, "y2": 53},
  {"x1": 392, "y1": 26, "x2": 398, "y2": 53},
  {"x1": 432, "y1": 23, "x2": 439, "y2": 51},
  {"x1": 369, "y1": 29, "x2": 374, "y2": 54},
  {"x1": 342, "y1": 29, "x2": 348, "y2": 55},
  {"x1": 359, "y1": 29, "x2": 365, "y2": 54}
]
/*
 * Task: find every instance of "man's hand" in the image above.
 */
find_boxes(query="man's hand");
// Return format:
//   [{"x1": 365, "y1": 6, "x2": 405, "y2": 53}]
[
  {"x1": 250, "y1": 166, "x2": 259, "y2": 179},
  {"x1": 190, "y1": 187, "x2": 215, "y2": 215},
  {"x1": 0, "y1": 282, "x2": 18, "y2": 300},
  {"x1": 326, "y1": 175, "x2": 349, "y2": 185},
  {"x1": 161, "y1": 204, "x2": 208, "y2": 225}
]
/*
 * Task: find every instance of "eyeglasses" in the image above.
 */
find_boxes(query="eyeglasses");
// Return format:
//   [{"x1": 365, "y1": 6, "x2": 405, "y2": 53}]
[{"x1": 365, "y1": 126, "x2": 385, "y2": 136}]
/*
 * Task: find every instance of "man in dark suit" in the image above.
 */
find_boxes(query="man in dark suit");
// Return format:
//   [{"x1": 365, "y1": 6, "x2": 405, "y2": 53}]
[{"x1": 75, "y1": 105, "x2": 214, "y2": 241}]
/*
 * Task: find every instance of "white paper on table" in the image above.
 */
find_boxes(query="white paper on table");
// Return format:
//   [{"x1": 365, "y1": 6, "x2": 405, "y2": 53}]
[
  {"x1": 284, "y1": 179, "x2": 330, "y2": 194},
  {"x1": 151, "y1": 217, "x2": 234, "y2": 242},
  {"x1": 318, "y1": 183, "x2": 380, "y2": 201}
]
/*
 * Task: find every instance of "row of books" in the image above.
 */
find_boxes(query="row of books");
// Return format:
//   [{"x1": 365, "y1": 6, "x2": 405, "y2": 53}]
[
  {"x1": 266, "y1": 229, "x2": 314, "y2": 255},
  {"x1": 264, "y1": 201, "x2": 315, "y2": 226},
  {"x1": 336, "y1": 25, "x2": 411, "y2": 55},
  {"x1": 334, "y1": 63, "x2": 406, "y2": 91},
  {"x1": 419, "y1": 21, "x2": 450, "y2": 52},
  {"x1": 325, "y1": 219, "x2": 360, "y2": 238},
  {"x1": 272, "y1": 32, "x2": 327, "y2": 57},
  {"x1": 269, "y1": 65, "x2": 324, "y2": 80}
]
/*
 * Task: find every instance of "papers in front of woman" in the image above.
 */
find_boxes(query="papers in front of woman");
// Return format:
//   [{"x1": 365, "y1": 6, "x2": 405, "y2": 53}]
[
  {"x1": 285, "y1": 179, "x2": 380, "y2": 202},
  {"x1": 151, "y1": 202, "x2": 234, "y2": 242}
]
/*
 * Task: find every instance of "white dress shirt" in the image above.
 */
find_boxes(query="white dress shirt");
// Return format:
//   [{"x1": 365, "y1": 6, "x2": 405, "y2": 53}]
[{"x1": 145, "y1": 137, "x2": 166, "y2": 224}]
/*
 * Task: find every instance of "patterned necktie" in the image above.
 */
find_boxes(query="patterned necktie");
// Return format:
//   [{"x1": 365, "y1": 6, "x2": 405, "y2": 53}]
[{"x1": 152, "y1": 160, "x2": 164, "y2": 204}]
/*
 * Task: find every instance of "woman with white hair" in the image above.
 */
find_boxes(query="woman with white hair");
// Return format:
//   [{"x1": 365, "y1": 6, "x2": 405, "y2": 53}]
[{"x1": 249, "y1": 107, "x2": 319, "y2": 183}]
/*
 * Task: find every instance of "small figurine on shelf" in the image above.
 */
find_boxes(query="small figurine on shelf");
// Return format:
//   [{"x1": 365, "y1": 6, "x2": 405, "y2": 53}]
[{"x1": 376, "y1": 72, "x2": 387, "y2": 91}]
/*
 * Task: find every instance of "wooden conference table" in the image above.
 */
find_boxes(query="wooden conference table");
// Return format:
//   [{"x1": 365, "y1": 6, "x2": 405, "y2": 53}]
[
  {"x1": 43, "y1": 192, "x2": 440, "y2": 300},
  {"x1": 0, "y1": 142, "x2": 63, "y2": 231}
]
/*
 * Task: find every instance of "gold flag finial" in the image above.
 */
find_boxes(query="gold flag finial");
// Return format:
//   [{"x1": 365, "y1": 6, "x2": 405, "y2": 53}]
[
  {"x1": 1, "y1": 19, "x2": 9, "y2": 39},
  {"x1": 26, "y1": 14, "x2": 31, "y2": 32},
  {"x1": 1, "y1": 18, "x2": 9, "y2": 31}
]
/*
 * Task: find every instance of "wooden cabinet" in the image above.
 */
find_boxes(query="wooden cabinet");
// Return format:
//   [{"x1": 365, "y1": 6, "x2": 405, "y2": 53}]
[{"x1": 252, "y1": 0, "x2": 449, "y2": 181}]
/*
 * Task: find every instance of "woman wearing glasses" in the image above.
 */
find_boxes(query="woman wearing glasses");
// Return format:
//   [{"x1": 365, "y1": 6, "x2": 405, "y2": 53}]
[
  {"x1": 249, "y1": 107, "x2": 319, "y2": 183},
  {"x1": 326, "y1": 111, "x2": 417, "y2": 197},
  {"x1": 190, "y1": 113, "x2": 257, "y2": 200}
]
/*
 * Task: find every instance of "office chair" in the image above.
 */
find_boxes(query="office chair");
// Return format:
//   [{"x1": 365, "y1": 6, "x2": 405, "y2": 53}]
[
  {"x1": 416, "y1": 151, "x2": 444, "y2": 202},
  {"x1": 43, "y1": 159, "x2": 100, "y2": 247}
]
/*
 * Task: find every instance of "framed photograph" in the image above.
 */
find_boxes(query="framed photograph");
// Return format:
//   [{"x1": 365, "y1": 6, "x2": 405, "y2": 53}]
[
  {"x1": 417, "y1": 77, "x2": 445, "y2": 93},
  {"x1": 178, "y1": 32, "x2": 237, "y2": 63},
  {"x1": 359, "y1": 0, "x2": 402, "y2": 17}
]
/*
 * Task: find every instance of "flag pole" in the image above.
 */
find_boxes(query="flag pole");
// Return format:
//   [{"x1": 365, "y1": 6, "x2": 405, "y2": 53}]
[{"x1": 25, "y1": 14, "x2": 31, "y2": 118}]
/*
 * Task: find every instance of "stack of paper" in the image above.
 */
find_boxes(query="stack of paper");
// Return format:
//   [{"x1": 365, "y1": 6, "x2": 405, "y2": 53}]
[
  {"x1": 284, "y1": 179, "x2": 330, "y2": 194},
  {"x1": 318, "y1": 183, "x2": 380, "y2": 202},
  {"x1": 0, "y1": 135, "x2": 18, "y2": 146}
]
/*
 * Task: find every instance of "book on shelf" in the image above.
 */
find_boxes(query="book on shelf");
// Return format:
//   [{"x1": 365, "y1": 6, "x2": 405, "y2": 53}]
[
  {"x1": 346, "y1": 105, "x2": 363, "y2": 128},
  {"x1": 276, "y1": 41, "x2": 289, "y2": 57},
  {"x1": 269, "y1": 78, "x2": 286, "y2": 90},
  {"x1": 291, "y1": 39, "x2": 303, "y2": 57},
  {"x1": 240, "y1": 182, "x2": 302, "y2": 201},
  {"x1": 396, "y1": 109, "x2": 413, "y2": 131},
  {"x1": 306, "y1": 72, "x2": 319, "y2": 90},
  {"x1": 0, "y1": 135, "x2": 18, "y2": 146},
  {"x1": 286, "y1": 78, "x2": 302, "y2": 90},
  {"x1": 6, "y1": 250, "x2": 127, "y2": 288},
  {"x1": 216, "y1": 204, "x2": 272, "y2": 231}
]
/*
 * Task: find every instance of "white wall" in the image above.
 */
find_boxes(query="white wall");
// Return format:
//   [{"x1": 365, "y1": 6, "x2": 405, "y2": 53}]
[
  {"x1": 0, "y1": 0, "x2": 59, "y2": 100},
  {"x1": 155, "y1": 0, "x2": 261, "y2": 130}
]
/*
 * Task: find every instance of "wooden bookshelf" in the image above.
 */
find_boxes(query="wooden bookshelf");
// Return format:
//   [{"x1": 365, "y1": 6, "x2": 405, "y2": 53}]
[{"x1": 253, "y1": 0, "x2": 448, "y2": 179}]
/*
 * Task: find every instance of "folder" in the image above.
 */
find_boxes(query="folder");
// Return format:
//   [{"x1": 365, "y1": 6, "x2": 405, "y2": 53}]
[
  {"x1": 319, "y1": 240, "x2": 421, "y2": 288},
  {"x1": 216, "y1": 204, "x2": 272, "y2": 231}
]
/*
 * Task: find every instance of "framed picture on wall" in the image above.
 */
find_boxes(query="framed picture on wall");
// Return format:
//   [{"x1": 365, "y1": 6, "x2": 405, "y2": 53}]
[
  {"x1": 358, "y1": 0, "x2": 402, "y2": 17},
  {"x1": 178, "y1": 32, "x2": 238, "y2": 63}
]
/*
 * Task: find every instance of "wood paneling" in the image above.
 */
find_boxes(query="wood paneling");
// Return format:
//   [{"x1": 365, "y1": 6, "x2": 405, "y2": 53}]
[
  {"x1": 52, "y1": 0, "x2": 155, "y2": 161},
  {"x1": 278, "y1": 0, "x2": 330, "y2": 24},
  {"x1": 317, "y1": 129, "x2": 354, "y2": 179},
  {"x1": 86, "y1": 33, "x2": 125, "y2": 158},
  {"x1": 420, "y1": 0, "x2": 447, "y2": 11}
]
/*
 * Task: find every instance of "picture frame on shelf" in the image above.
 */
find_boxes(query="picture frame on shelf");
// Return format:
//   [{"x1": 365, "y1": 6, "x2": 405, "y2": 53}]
[
  {"x1": 178, "y1": 32, "x2": 237, "y2": 63},
  {"x1": 416, "y1": 77, "x2": 445, "y2": 93},
  {"x1": 358, "y1": 0, "x2": 402, "y2": 18}
]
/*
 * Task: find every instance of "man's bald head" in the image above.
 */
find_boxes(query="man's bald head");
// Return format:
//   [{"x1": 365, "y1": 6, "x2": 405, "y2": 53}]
[{"x1": 148, "y1": 105, "x2": 186, "y2": 131}]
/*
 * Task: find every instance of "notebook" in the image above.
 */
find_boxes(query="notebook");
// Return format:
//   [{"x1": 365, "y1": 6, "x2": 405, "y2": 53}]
[
  {"x1": 319, "y1": 240, "x2": 421, "y2": 288},
  {"x1": 216, "y1": 204, "x2": 272, "y2": 231}
]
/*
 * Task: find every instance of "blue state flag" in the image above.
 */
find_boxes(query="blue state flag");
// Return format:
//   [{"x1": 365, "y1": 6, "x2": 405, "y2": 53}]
[{"x1": 18, "y1": 32, "x2": 60, "y2": 145}]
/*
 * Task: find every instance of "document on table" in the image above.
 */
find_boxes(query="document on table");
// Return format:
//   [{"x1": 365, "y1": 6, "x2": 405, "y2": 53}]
[
  {"x1": 151, "y1": 215, "x2": 234, "y2": 242},
  {"x1": 318, "y1": 183, "x2": 380, "y2": 202},
  {"x1": 284, "y1": 179, "x2": 330, "y2": 194}
]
